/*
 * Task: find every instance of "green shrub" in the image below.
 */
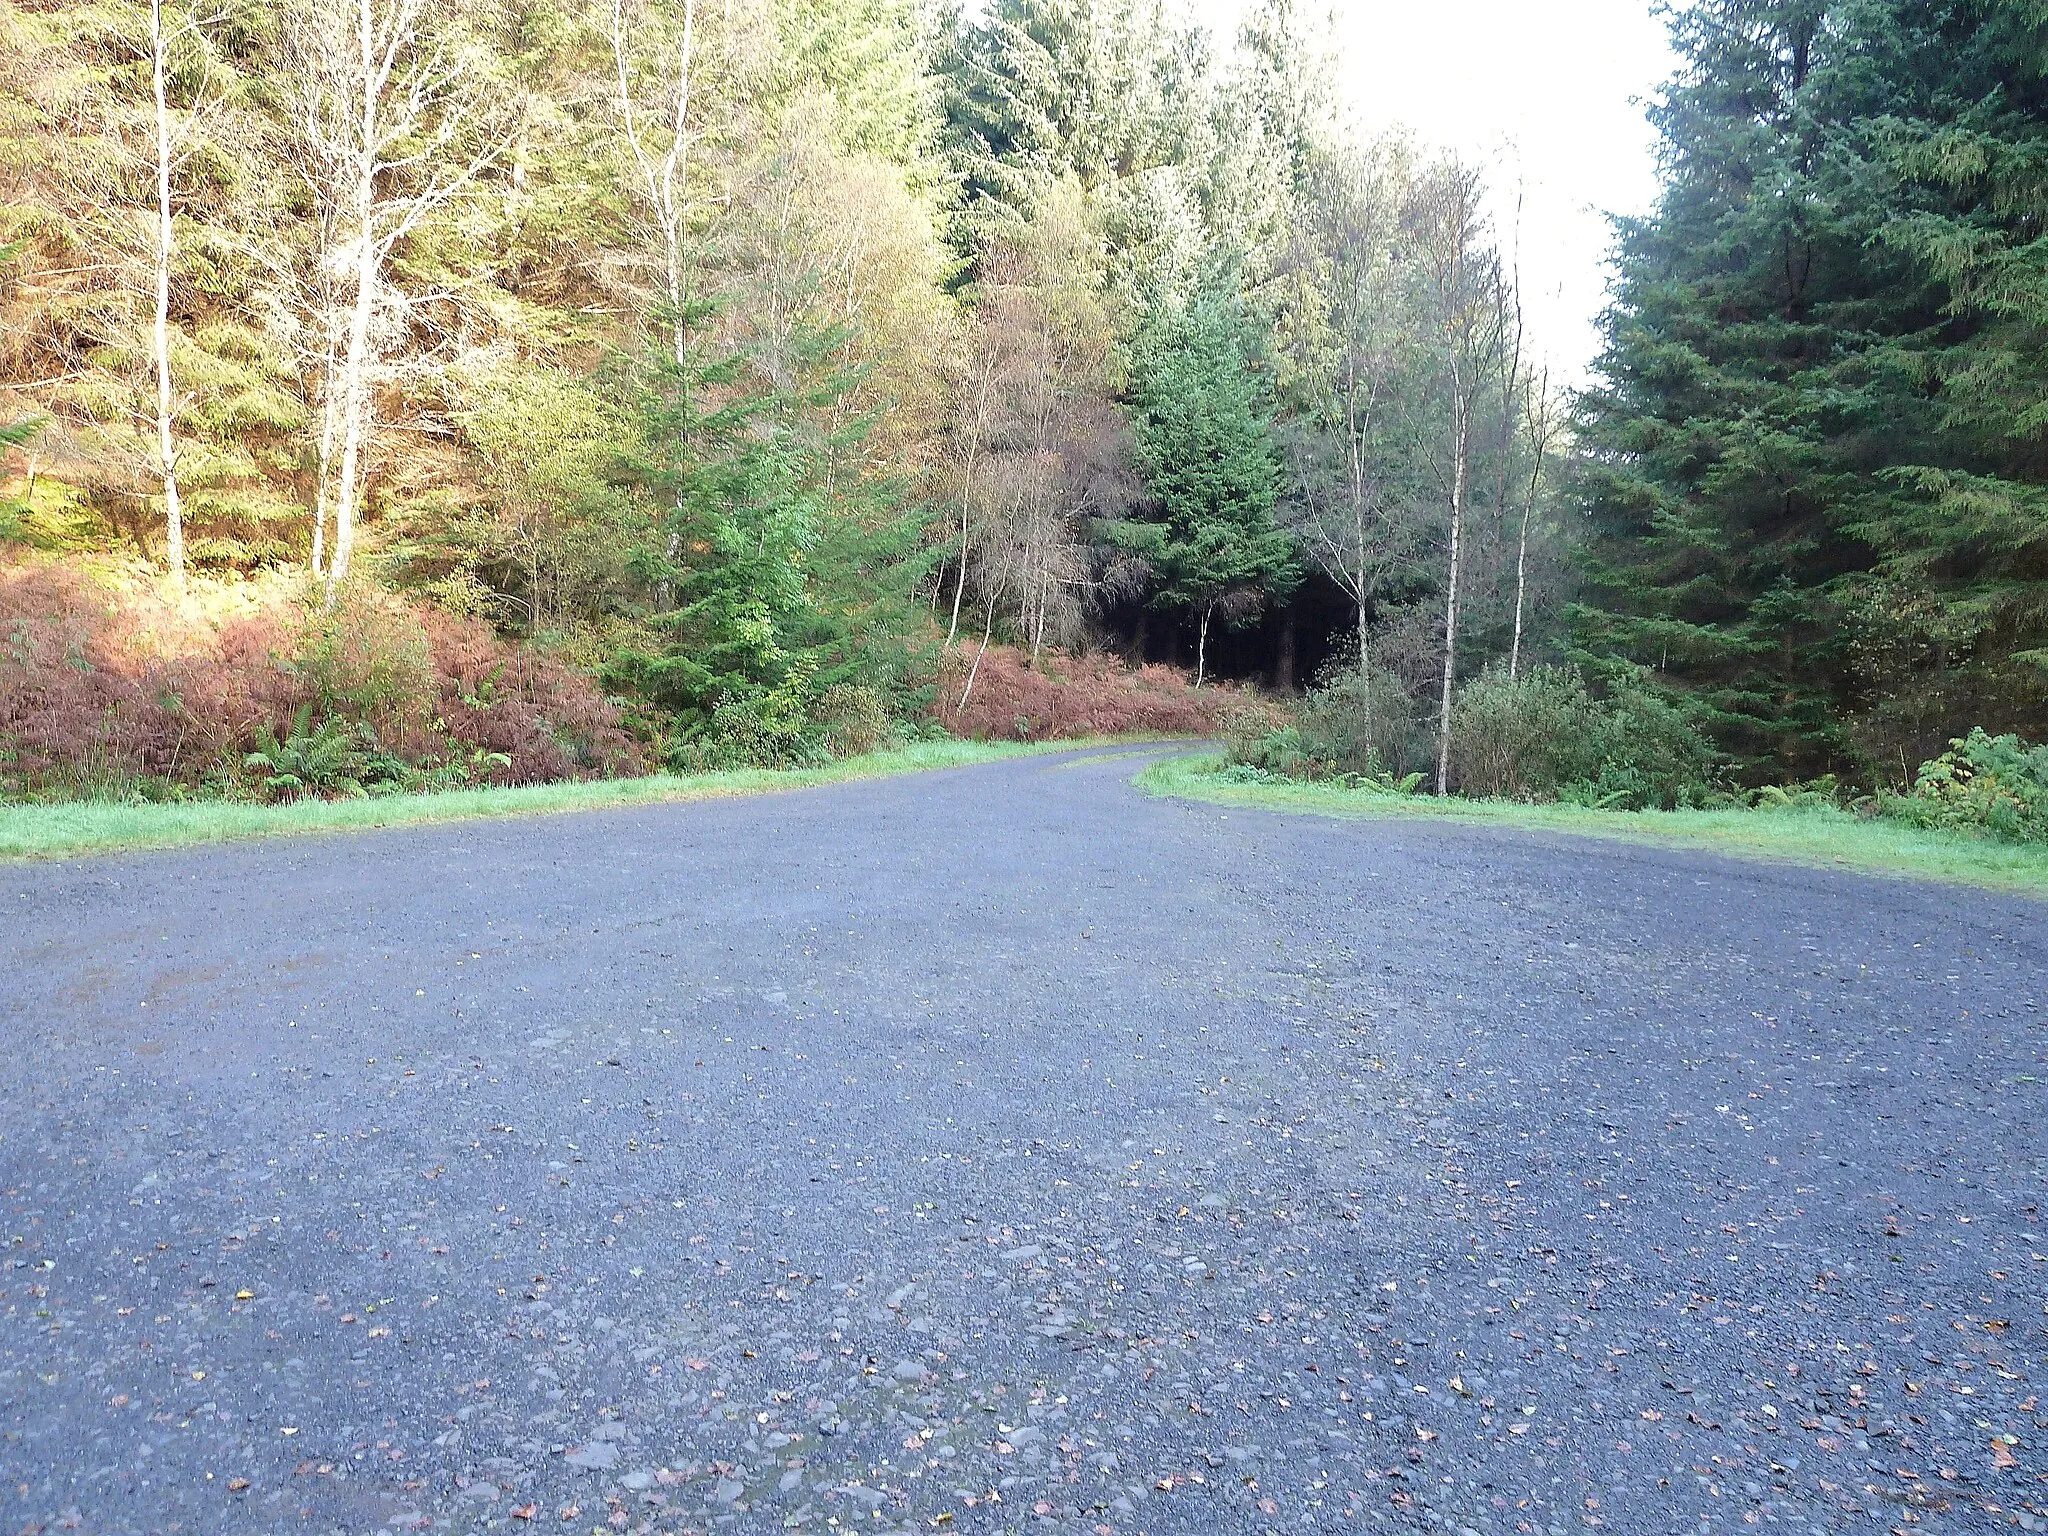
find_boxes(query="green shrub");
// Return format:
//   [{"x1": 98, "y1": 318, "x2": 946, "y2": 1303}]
[
  {"x1": 1885, "y1": 728, "x2": 2048, "y2": 843},
  {"x1": 243, "y1": 705, "x2": 396, "y2": 800},
  {"x1": 1748, "y1": 777, "x2": 1844, "y2": 812},
  {"x1": 1302, "y1": 667, "x2": 1429, "y2": 778},
  {"x1": 1226, "y1": 667, "x2": 1426, "y2": 781},
  {"x1": 1233, "y1": 659, "x2": 1723, "y2": 807},
  {"x1": 291, "y1": 588, "x2": 438, "y2": 733},
  {"x1": 813, "y1": 683, "x2": 889, "y2": 757},
  {"x1": 1227, "y1": 721, "x2": 1316, "y2": 777},
  {"x1": 666, "y1": 667, "x2": 823, "y2": 771},
  {"x1": 1563, "y1": 670, "x2": 1724, "y2": 810},
  {"x1": 1448, "y1": 665, "x2": 1599, "y2": 798}
]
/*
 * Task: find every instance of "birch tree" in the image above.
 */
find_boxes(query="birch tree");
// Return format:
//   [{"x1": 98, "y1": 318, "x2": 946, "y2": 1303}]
[
  {"x1": 945, "y1": 320, "x2": 1007, "y2": 646},
  {"x1": 608, "y1": 0, "x2": 700, "y2": 375},
  {"x1": 1408, "y1": 159, "x2": 1498, "y2": 795},
  {"x1": 958, "y1": 189, "x2": 1131, "y2": 667},
  {"x1": 287, "y1": 0, "x2": 507, "y2": 590},
  {"x1": 139, "y1": 0, "x2": 218, "y2": 586},
  {"x1": 57, "y1": 0, "x2": 225, "y2": 586},
  {"x1": 1276, "y1": 144, "x2": 1422, "y2": 720},
  {"x1": 1509, "y1": 368, "x2": 1560, "y2": 680}
]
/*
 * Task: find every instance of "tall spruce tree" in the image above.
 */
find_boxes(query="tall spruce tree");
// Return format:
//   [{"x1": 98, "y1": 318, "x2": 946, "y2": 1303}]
[
  {"x1": 1121, "y1": 285, "x2": 1296, "y2": 685},
  {"x1": 1569, "y1": 0, "x2": 2031, "y2": 782},
  {"x1": 937, "y1": 0, "x2": 1189, "y2": 247},
  {"x1": 1866, "y1": 3, "x2": 2048, "y2": 764}
]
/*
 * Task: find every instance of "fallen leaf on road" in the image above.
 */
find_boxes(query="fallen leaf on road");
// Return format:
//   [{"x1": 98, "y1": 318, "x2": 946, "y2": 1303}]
[{"x1": 510, "y1": 1503, "x2": 536, "y2": 1520}]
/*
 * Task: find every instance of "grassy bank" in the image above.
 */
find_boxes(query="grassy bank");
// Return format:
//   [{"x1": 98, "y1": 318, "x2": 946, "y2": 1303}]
[
  {"x1": 0, "y1": 739, "x2": 1111, "y2": 861},
  {"x1": 1140, "y1": 753, "x2": 2048, "y2": 900}
]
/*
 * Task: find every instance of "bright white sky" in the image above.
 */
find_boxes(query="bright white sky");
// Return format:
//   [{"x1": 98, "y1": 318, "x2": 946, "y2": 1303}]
[{"x1": 1186, "y1": 0, "x2": 1680, "y2": 383}]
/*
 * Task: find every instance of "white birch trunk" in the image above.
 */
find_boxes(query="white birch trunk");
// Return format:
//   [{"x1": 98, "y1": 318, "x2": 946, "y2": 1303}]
[
  {"x1": 324, "y1": 0, "x2": 386, "y2": 590},
  {"x1": 290, "y1": 0, "x2": 503, "y2": 589},
  {"x1": 610, "y1": 0, "x2": 696, "y2": 582},
  {"x1": 946, "y1": 487, "x2": 970, "y2": 647},
  {"x1": 1509, "y1": 374, "x2": 1551, "y2": 681},
  {"x1": 310, "y1": 360, "x2": 339, "y2": 575},
  {"x1": 1509, "y1": 504, "x2": 1530, "y2": 682},
  {"x1": 1435, "y1": 379, "x2": 1469, "y2": 797},
  {"x1": 149, "y1": 0, "x2": 185, "y2": 588},
  {"x1": 959, "y1": 591, "x2": 998, "y2": 714},
  {"x1": 329, "y1": 146, "x2": 377, "y2": 585}
]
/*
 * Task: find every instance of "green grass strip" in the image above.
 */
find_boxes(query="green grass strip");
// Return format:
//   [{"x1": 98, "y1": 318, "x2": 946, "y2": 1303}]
[
  {"x1": 1139, "y1": 753, "x2": 2048, "y2": 900},
  {"x1": 0, "y1": 739, "x2": 1117, "y2": 862}
]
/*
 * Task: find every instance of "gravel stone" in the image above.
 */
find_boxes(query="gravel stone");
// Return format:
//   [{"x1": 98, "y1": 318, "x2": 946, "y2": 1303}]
[{"x1": 0, "y1": 748, "x2": 2040, "y2": 1533}]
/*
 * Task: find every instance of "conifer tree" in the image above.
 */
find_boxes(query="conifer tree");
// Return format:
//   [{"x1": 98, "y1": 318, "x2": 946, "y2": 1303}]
[
  {"x1": 1571, "y1": 0, "x2": 1967, "y2": 777},
  {"x1": 1122, "y1": 284, "x2": 1295, "y2": 686}
]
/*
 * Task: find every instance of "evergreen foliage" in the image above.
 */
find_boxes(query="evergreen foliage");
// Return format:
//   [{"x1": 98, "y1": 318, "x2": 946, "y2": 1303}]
[
  {"x1": 1120, "y1": 284, "x2": 1297, "y2": 683},
  {"x1": 1574, "y1": 0, "x2": 2048, "y2": 785}
]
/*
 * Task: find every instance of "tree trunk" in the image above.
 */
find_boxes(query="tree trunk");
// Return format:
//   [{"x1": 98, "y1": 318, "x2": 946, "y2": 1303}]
[
  {"x1": 329, "y1": 3, "x2": 381, "y2": 593},
  {"x1": 1509, "y1": 376, "x2": 1549, "y2": 681},
  {"x1": 1275, "y1": 599, "x2": 1297, "y2": 693},
  {"x1": 946, "y1": 436, "x2": 974, "y2": 647},
  {"x1": 1509, "y1": 501, "x2": 1531, "y2": 681},
  {"x1": 1352, "y1": 452, "x2": 1373, "y2": 732},
  {"x1": 311, "y1": 371, "x2": 338, "y2": 575},
  {"x1": 959, "y1": 593, "x2": 997, "y2": 714},
  {"x1": 150, "y1": 0, "x2": 184, "y2": 590},
  {"x1": 1435, "y1": 388, "x2": 1469, "y2": 797},
  {"x1": 330, "y1": 189, "x2": 375, "y2": 589},
  {"x1": 664, "y1": 0, "x2": 694, "y2": 390},
  {"x1": 611, "y1": 0, "x2": 696, "y2": 577},
  {"x1": 1196, "y1": 604, "x2": 1212, "y2": 690},
  {"x1": 1028, "y1": 568, "x2": 1048, "y2": 666}
]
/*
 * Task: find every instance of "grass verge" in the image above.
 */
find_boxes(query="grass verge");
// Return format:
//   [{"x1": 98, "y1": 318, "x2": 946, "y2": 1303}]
[
  {"x1": 1139, "y1": 753, "x2": 2048, "y2": 900},
  {"x1": 0, "y1": 739, "x2": 1127, "y2": 862}
]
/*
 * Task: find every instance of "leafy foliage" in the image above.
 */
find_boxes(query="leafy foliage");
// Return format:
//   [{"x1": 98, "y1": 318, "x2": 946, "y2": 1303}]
[
  {"x1": 1448, "y1": 666, "x2": 1600, "y2": 801},
  {"x1": 1885, "y1": 727, "x2": 2048, "y2": 843},
  {"x1": 244, "y1": 704, "x2": 407, "y2": 801},
  {"x1": 0, "y1": 558, "x2": 635, "y2": 799},
  {"x1": 1224, "y1": 663, "x2": 1428, "y2": 783},
  {"x1": 1231, "y1": 659, "x2": 1720, "y2": 808}
]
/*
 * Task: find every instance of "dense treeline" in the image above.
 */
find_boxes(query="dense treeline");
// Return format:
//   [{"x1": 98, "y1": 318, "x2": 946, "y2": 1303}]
[
  {"x1": 29, "y1": 0, "x2": 2045, "y2": 814},
  {"x1": 1575, "y1": 0, "x2": 2048, "y2": 787},
  {"x1": 0, "y1": 0, "x2": 1561, "y2": 793}
]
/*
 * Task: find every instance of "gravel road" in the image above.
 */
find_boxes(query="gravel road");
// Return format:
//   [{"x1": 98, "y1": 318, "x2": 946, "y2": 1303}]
[{"x1": 2, "y1": 747, "x2": 2044, "y2": 1536}]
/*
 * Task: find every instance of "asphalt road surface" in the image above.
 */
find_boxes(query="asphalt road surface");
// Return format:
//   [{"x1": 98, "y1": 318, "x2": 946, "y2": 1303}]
[{"x1": 3, "y1": 747, "x2": 2045, "y2": 1536}]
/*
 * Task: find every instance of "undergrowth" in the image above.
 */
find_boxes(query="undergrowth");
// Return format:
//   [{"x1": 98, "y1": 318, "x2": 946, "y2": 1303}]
[{"x1": 1144, "y1": 753, "x2": 2048, "y2": 899}]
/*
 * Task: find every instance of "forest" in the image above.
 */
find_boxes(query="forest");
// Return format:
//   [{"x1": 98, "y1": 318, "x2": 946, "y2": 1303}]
[{"x1": 2, "y1": 0, "x2": 2046, "y2": 844}]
